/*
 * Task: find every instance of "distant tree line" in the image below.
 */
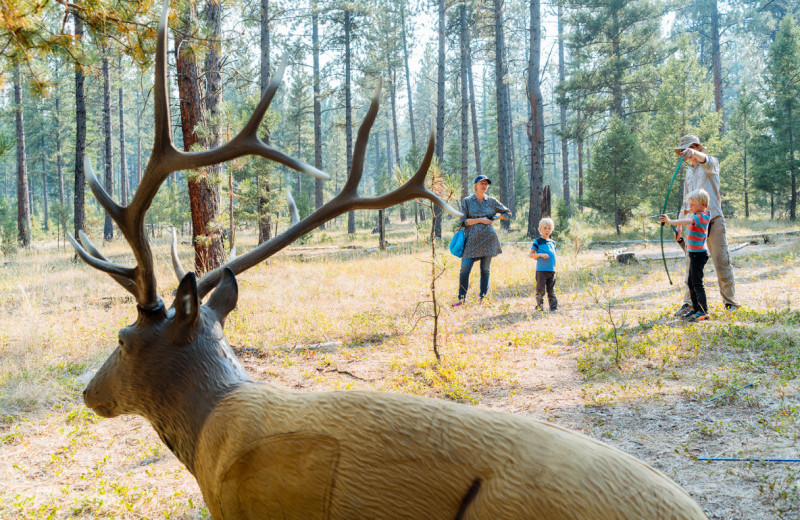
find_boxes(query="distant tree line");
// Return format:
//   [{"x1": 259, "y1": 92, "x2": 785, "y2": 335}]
[{"x1": 0, "y1": 0, "x2": 798, "y2": 263}]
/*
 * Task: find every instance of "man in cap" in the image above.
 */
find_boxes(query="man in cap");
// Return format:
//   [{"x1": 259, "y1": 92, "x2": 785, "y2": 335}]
[{"x1": 672, "y1": 135, "x2": 739, "y2": 315}]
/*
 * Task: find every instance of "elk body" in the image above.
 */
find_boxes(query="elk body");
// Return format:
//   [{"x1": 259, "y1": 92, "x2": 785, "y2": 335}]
[{"x1": 73, "y1": 2, "x2": 708, "y2": 519}]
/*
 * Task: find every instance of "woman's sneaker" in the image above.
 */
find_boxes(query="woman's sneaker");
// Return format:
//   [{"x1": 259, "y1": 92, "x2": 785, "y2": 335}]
[{"x1": 686, "y1": 311, "x2": 709, "y2": 322}]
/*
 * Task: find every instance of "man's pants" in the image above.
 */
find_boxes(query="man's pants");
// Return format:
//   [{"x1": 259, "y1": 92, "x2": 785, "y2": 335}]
[
  {"x1": 535, "y1": 271, "x2": 558, "y2": 310},
  {"x1": 682, "y1": 216, "x2": 738, "y2": 308}
]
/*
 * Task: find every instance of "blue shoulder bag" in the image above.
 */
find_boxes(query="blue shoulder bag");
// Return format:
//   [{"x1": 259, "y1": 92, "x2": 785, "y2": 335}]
[{"x1": 449, "y1": 228, "x2": 465, "y2": 257}]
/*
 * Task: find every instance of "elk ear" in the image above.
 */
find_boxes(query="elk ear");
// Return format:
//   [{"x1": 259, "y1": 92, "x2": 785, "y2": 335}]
[
  {"x1": 205, "y1": 267, "x2": 238, "y2": 325},
  {"x1": 171, "y1": 272, "x2": 201, "y2": 335}
]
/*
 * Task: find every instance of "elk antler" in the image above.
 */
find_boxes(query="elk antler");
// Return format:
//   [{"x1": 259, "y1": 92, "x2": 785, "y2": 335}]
[
  {"x1": 68, "y1": 0, "x2": 328, "y2": 311},
  {"x1": 194, "y1": 80, "x2": 462, "y2": 300}
]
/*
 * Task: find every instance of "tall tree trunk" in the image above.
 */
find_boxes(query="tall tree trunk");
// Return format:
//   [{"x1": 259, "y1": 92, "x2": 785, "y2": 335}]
[
  {"x1": 345, "y1": 9, "x2": 355, "y2": 234},
  {"x1": 789, "y1": 104, "x2": 796, "y2": 221},
  {"x1": 434, "y1": 0, "x2": 445, "y2": 238},
  {"x1": 527, "y1": 0, "x2": 544, "y2": 238},
  {"x1": 55, "y1": 68, "x2": 65, "y2": 206},
  {"x1": 136, "y1": 89, "x2": 142, "y2": 187},
  {"x1": 73, "y1": 9, "x2": 86, "y2": 242},
  {"x1": 40, "y1": 127, "x2": 49, "y2": 231},
  {"x1": 258, "y1": 0, "x2": 273, "y2": 242},
  {"x1": 710, "y1": 0, "x2": 724, "y2": 132},
  {"x1": 389, "y1": 69, "x2": 406, "y2": 221},
  {"x1": 504, "y1": 81, "x2": 516, "y2": 220},
  {"x1": 312, "y1": 0, "x2": 324, "y2": 225},
  {"x1": 389, "y1": 69, "x2": 401, "y2": 168},
  {"x1": 199, "y1": 0, "x2": 225, "y2": 269},
  {"x1": 494, "y1": 0, "x2": 511, "y2": 229},
  {"x1": 459, "y1": 1, "x2": 470, "y2": 200},
  {"x1": 466, "y1": 28, "x2": 481, "y2": 177},
  {"x1": 611, "y1": 9, "x2": 623, "y2": 119},
  {"x1": 28, "y1": 172, "x2": 34, "y2": 218},
  {"x1": 175, "y1": 2, "x2": 223, "y2": 273},
  {"x1": 577, "y1": 110, "x2": 584, "y2": 210},
  {"x1": 743, "y1": 115, "x2": 749, "y2": 218},
  {"x1": 558, "y1": 1, "x2": 570, "y2": 216},
  {"x1": 399, "y1": 1, "x2": 417, "y2": 149},
  {"x1": 118, "y1": 84, "x2": 129, "y2": 205},
  {"x1": 14, "y1": 60, "x2": 31, "y2": 246},
  {"x1": 102, "y1": 50, "x2": 114, "y2": 241}
]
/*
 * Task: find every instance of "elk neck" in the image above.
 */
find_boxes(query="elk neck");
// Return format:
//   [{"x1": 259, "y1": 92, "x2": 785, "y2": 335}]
[{"x1": 136, "y1": 304, "x2": 253, "y2": 474}]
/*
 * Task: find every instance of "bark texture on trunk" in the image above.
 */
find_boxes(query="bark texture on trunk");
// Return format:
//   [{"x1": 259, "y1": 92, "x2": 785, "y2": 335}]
[
  {"x1": 345, "y1": 9, "x2": 355, "y2": 234},
  {"x1": 459, "y1": 1, "x2": 470, "y2": 201},
  {"x1": 527, "y1": 0, "x2": 545, "y2": 238},
  {"x1": 312, "y1": 1, "x2": 324, "y2": 224},
  {"x1": 400, "y1": 2, "x2": 416, "y2": 149},
  {"x1": 259, "y1": 0, "x2": 273, "y2": 243},
  {"x1": 15, "y1": 60, "x2": 31, "y2": 246},
  {"x1": 174, "y1": 3, "x2": 224, "y2": 273},
  {"x1": 55, "y1": 73, "x2": 65, "y2": 206},
  {"x1": 558, "y1": 2, "x2": 570, "y2": 216},
  {"x1": 466, "y1": 27, "x2": 481, "y2": 178},
  {"x1": 433, "y1": 0, "x2": 445, "y2": 238},
  {"x1": 789, "y1": 104, "x2": 796, "y2": 221},
  {"x1": 201, "y1": 0, "x2": 225, "y2": 266},
  {"x1": 40, "y1": 129, "x2": 49, "y2": 231},
  {"x1": 494, "y1": 0, "x2": 511, "y2": 230},
  {"x1": 710, "y1": 0, "x2": 724, "y2": 132},
  {"x1": 73, "y1": 9, "x2": 86, "y2": 241},
  {"x1": 102, "y1": 52, "x2": 114, "y2": 241},
  {"x1": 119, "y1": 85, "x2": 129, "y2": 206}
]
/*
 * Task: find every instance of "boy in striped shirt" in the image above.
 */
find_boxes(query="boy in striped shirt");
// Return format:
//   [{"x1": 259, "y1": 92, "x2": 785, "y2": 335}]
[{"x1": 660, "y1": 189, "x2": 711, "y2": 321}]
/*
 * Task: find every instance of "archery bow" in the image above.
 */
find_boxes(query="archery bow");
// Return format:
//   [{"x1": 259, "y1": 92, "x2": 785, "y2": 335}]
[{"x1": 660, "y1": 156, "x2": 684, "y2": 285}]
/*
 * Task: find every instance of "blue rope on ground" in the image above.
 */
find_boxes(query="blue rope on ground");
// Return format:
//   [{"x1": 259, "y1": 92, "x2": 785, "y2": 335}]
[
  {"x1": 698, "y1": 458, "x2": 800, "y2": 463},
  {"x1": 708, "y1": 381, "x2": 758, "y2": 402}
]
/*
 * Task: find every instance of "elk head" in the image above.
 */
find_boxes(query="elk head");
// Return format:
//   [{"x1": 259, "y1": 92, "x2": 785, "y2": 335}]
[{"x1": 70, "y1": 0, "x2": 460, "y2": 472}]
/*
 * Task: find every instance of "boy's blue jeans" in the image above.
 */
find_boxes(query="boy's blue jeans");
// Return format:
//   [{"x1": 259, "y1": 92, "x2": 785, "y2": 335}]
[{"x1": 458, "y1": 256, "x2": 492, "y2": 301}]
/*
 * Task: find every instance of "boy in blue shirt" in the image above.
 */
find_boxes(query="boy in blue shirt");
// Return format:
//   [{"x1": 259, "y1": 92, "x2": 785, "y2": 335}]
[{"x1": 530, "y1": 218, "x2": 558, "y2": 311}]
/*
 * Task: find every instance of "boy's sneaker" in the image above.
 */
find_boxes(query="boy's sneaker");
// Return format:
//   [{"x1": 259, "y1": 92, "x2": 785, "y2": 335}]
[
  {"x1": 725, "y1": 303, "x2": 738, "y2": 311},
  {"x1": 674, "y1": 304, "x2": 694, "y2": 317},
  {"x1": 686, "y1": 311, "x2": 709, "y2": 322}
]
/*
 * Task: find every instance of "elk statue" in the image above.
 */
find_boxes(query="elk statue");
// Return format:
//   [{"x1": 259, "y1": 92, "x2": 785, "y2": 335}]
[{"x1": 69, "y1": 2, "x2": 708, "y2": 519}]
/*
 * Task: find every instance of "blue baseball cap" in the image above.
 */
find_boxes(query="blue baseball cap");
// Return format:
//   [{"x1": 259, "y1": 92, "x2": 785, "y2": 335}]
[{"x1": 473, "y1": 175, "x2": 491, "y2": 184}]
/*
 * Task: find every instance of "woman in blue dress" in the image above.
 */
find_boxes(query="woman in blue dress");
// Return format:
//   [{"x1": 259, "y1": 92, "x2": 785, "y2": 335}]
[{"x1": 453, "y1": 175, "x2": 511, "y2": 306}]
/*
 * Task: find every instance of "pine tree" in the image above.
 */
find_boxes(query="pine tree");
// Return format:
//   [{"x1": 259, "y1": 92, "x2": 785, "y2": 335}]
[
  {"x1": 765, "y1": 15, "x2": 800, "y2": 220},
  {"x1": 565, "y1": 0, "x2": 666, "y2": 120},
  {"x1": 584, "y1": 117, "x2": 646, "y2": 235}
]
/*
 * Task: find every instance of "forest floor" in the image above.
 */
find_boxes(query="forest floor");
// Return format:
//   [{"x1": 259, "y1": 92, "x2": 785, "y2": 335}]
[{"x1": 1, "y1": 219, "x2": 799, "y2": 519}]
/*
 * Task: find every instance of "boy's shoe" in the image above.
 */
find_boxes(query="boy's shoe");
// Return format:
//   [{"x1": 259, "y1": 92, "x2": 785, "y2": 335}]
[
  {"x1": 725, "y1": 303, "x2": 738, "y2": 311},
  {"x1": 686, "y1": 311, "x2": 709, "y2": 322},
  {"x1": 674, "y1": 304, "x2": 694, "y2": 317},
  {"x1": 550, "y1": 307, "x2": 558, "y2": 312}
]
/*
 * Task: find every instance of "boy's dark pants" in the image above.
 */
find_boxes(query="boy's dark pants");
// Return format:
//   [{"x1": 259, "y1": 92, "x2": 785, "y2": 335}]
[
  {"x1": 535, "y1": 271, "x2": 558, "y2": 310},
  {"x1": 688, "y1": 251, "x2": 709, "y2": 313}
]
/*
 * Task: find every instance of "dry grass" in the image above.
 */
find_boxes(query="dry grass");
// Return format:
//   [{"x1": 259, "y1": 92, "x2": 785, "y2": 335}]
[{"x1": 1, "y1": 217, "x2": 800, "y2": 519}]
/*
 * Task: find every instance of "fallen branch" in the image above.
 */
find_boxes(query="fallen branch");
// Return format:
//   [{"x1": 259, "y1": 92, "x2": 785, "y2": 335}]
[{"x1": 318, "y1": 367, "x2": 374, "y2": 381}]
